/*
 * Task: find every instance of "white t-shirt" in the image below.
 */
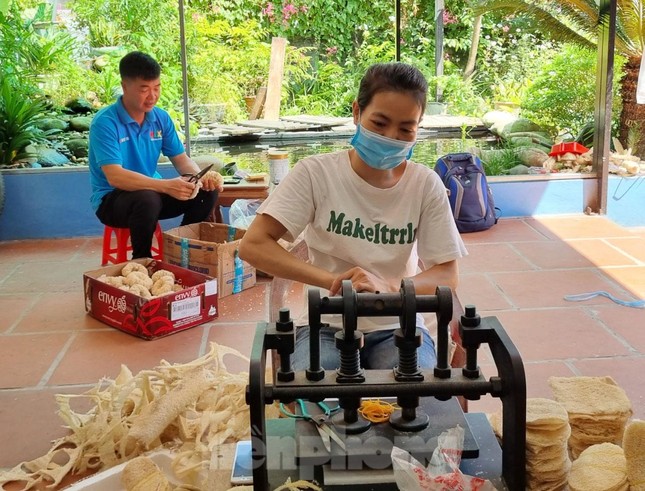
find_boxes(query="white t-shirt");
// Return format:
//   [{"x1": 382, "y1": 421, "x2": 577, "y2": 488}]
[{"x1": 258, "y1": 150, "x2": 467, "y2": 332}]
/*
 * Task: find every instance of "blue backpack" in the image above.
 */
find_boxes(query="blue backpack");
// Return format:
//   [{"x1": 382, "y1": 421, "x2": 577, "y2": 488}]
[{"x1": 434, "y1": 152, "x2": 499, "y2": 233}]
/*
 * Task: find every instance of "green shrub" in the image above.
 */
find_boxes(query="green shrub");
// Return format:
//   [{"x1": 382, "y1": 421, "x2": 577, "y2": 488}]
[
  {"x1": 521, "y1": 44, "x2": 624, "y2": 136},
  {"x1": 425, "y1": 72, "x2": 490, "y2": 117},
  {"x1": 285, "y1": 55, "x2": 362, "y2": 117},
  {"x1": 284, "y1": 39, "x2": 397, "y2": 117},
  {"x1": 0, "y1": 78, "x2": 46, "y2": 166},
  {"x1": 482, "y1": 148, "x2": 521, "y2": 176},
  {"x1": 0, "y1": 3, "x2": 50, "y2": 97},
  {"x1": 475, "y1": 21, "x2": 558, "y2": 102},
  {"x1": 191, "y1": 18, "x2": 272, "y2": 97},
  {"x1": 70, "y1": 0, "x2": 183, "y2": 106},
  {"x1": 259, "y1": 0, "x2": 392, "y2": 62}
]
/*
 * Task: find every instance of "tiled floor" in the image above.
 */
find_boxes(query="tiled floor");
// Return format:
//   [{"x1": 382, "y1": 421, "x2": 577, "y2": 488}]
[{"x1": 2, "y1": 215, "x2": 645, "y2": 489}]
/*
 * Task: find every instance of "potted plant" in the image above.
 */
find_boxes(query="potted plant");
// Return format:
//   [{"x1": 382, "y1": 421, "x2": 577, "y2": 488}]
[{"x1": 425, "y1": 75, "x2": 450, "y2": 115}]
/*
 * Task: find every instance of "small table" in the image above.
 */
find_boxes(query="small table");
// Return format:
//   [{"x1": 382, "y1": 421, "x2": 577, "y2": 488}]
[{"x1": 211, "y1": 177, "x2": 270, "y2": 223}]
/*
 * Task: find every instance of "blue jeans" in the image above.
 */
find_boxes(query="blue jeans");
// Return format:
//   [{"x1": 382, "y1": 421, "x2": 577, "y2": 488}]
[{"x1": 292, "y1": 325, "x2": 437, "y2": 371}]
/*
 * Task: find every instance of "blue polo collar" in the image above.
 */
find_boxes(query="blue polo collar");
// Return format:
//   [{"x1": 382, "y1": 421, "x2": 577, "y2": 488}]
[{"x1": 115, "y1": 96, "x2": 159, "y2": 127}]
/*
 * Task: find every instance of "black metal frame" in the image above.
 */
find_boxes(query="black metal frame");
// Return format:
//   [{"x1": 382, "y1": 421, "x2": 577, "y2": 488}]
[{"x1": 246, "y1": 280, "x2": 526, "y2": 490}]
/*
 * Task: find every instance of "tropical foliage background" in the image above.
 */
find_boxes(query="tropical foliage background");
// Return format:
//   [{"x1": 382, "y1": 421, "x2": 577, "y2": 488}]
[
  {"x1": 0, "y1": 0, "x2": 643, "y2": 168},
  {"x1": 473, "y1": 0, "x2": 645, "y2": 161}
]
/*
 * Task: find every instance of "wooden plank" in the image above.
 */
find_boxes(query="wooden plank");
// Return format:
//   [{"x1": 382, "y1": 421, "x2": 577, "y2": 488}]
[
  {"x1": 419, "y1": 114, "x2": 483, "y2": 129},
  {"x1": 237, "y1": 120, "x2": 319, "y2": 131},
  {"x1": 280, "y1": 115, "x2": 353, "y2": 126},
  {"x1": 212, "y1": 124, "x2": 266, "y2": 136},
  {"x1": 263, "y1": 37, "x2": 287, "y2": 120},
  {"x1": 221, "y1": 128, "x2": 264, "y2": 136},
  {"x1": 249, "y1": 86, "x2": 267, "y2": 120}
]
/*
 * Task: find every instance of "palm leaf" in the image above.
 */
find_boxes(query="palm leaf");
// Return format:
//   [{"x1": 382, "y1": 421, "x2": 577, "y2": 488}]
[
  {"x1": 555, "y1": 0, "x2": 599, "y2": 29},
  {"x1": 617, "y1": 0, "x2": 645, "y2": 57},
  {"x1": 472, "y1": 0, "x2": 597, "y2": 49},
  {"x1": 473, "y1": 0, "x2": 643, "y2": 57}
]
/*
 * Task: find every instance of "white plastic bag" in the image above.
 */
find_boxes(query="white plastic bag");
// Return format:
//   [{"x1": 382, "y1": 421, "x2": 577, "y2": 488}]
[
  {"x1": 391, "y1": 426, "x2": 497, "y2": 491},
  {"x1": 229, "y1": 199, "x2": 263, "y2": 230}
]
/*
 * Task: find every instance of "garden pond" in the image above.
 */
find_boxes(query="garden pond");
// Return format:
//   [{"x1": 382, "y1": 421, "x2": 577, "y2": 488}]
[{"x1": 191, "y1": 135, "x2": 499, "y2": 175}]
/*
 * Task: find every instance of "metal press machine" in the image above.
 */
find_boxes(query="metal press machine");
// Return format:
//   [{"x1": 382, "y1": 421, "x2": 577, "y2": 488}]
[{"x1": 246, "y1": 279, "x2": 527, "y2": 490}]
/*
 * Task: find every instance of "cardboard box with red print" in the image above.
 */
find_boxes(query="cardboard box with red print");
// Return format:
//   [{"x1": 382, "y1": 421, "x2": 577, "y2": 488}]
[{"x1": 83, "y1": 258, "x2": 218, "y2": 340}]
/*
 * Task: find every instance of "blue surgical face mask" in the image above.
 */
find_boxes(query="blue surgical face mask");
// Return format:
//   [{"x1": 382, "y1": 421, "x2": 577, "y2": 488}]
[{"x1": 350, "y1": 124, "x2": 416, "y2": 170}]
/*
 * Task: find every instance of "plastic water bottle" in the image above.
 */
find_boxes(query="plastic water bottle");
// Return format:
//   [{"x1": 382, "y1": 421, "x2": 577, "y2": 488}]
[{"x1": 233, "y1": 249, "x2": 244, "y2": 294}]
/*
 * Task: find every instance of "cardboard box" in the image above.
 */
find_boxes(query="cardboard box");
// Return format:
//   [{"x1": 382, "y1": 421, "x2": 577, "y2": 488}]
[
  {"x1": 83, "y1": 259, "x2": 218, "y2": 340},
  {"x1": 162, "y1": 222, "x2": 256, "y2": 298}
]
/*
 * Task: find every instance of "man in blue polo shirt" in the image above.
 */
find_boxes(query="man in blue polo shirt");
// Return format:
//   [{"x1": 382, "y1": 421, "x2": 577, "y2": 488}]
[{"x1": 89, "y1": 51, "x2": 223, "y2": 259}]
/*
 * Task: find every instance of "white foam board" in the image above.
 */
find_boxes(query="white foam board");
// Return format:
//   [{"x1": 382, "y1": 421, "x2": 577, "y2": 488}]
[{"x1": 63, "y1": 450, "x2": 182, "y2": 490}]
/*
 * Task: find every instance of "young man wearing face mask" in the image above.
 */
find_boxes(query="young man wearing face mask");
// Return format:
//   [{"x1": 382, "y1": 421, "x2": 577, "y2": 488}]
[{"x1": 240, "y1": 62, "x2": 467, "y2": 370}]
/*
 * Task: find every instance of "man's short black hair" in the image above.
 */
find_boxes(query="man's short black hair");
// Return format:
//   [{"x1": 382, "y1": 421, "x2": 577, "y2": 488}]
[{"x1": 119, "y1": 51, "x2": 161, "y2": 81}]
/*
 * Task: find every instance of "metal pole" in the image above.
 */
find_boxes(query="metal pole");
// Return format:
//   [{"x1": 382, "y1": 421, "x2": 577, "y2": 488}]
[
  {"x1": 434, "y1": 0, "x2": 444, "y2": 102},
  {"x1": 584, "y1": 0, "x2": 616, "y2": 214},
  {"x1": 178, "y1": 0, "x2": 191, "y2": 156},
  {"x1": 395, "y1": 0, "x2": 401, "y2": 61}
]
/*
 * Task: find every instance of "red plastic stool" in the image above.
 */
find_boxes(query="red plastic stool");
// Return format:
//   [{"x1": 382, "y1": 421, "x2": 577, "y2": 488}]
[{"x1": 101, "y1": 223, "x2": 164, "y2": 265}]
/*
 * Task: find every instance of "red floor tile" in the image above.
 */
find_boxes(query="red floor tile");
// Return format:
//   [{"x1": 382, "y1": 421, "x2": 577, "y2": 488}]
[
  {"x1": 601, "y1": 265, "x2": 645, "y2": 299},
  {"x1": 606, "y1": 236, "x2": 645, "y2": 263},
  {"x1": 491, "y1": 269, "x2": 627, "y2": 309},
  {"x1": 531, "y1": 215, "x2": 632, "y2": 240},
  {"x1": 0, "y1": 333, "x2": 72, "y2": 388},
  {"x1": 12, "y1": 292, "x2": 107, "y2": 333},
  {"x1": 523, "y1": 361, "x2": 579, "y2": 399},
  {"x1": 459, "y1": 243, "x2": 534, "y2": 274},
  {"x1": 0, "y1": 262, "x2": 18, "y2": 283},
  {"x1": 467, "y1": 395, "x2": 502, "y2": 416},
  {"x1": 0, "y1": 260, "x2": 98, "y2": 294},
  {"x1": 0, "y1": 387, "x2": 81, "y2": 467},
  {"x1": 458, "y1": 273, "x2": 514, "y2": 311},
  {"x1": 48, "y1": 329, "x2": 205, "y2": 385},
  {"x1": 567, "y1": 239, "x2": 640, "y2": 267},
  {"x1": 0, "y1": 294, "x2": 37, "y2": 333},
  {"x1": 72, "y1": 236, "x2": 106, "y2": 263},
  {"x1": 513, "y1": 239, "x2": 636, "y2": 270},
  {"x1": 591, "y1": 304, "x2": 645, "y2": 353},
  {"x1": 0, "y1": 238, "x2": 89, "y2": 263},
  {"x1": 493, "y1": 308, "x2": 632, "y2": 362},
  {"x1": 461, "y1": 218, "x2": 551, "y2": 244},
  {"x1": 216, "y1": 282, "x2": 268, "y2": 322}
]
